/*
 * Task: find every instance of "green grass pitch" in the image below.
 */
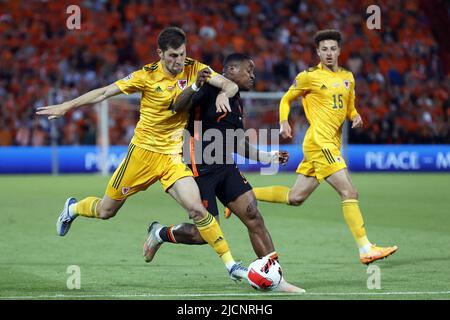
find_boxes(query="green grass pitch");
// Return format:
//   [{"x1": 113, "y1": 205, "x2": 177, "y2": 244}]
[{"x1": 0, "y1": 173, "x2": 449, "y2": 300}]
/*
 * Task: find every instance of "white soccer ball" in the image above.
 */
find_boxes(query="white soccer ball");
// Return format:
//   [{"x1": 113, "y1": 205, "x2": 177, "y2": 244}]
[{"x1": 247, "y1": 256, "x2": 282, "y2": 290}]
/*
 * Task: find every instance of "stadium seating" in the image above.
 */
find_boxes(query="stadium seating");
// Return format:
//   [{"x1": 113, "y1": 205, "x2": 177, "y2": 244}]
[{"x1": 0, "y1": 0, "x2": 448, "y2": 146}]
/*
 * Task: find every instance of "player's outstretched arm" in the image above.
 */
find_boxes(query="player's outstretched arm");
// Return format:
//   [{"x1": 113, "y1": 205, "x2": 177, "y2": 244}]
[
  {"x1": 36, "y1": 83, "x2": 122, "y2": 120},
  {"x1": 279, "y1": 91, "x2": 299, "y2": 139},
  {"x1": 173, "y1": 68, "x2": 212, "y2": 113},
  {"x1": 236, "y1": 137, "x2": 289, "y2": 165},
  {"x1": 208, "y1": 74, "x2": 239, "y2": 113},
  {"x1": 279, "y1": 71, "x2": 309, "y2": 139}
]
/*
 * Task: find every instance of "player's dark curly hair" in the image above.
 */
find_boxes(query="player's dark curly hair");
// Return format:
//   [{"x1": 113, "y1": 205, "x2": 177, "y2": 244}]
[
  {"x1": 157, "y1": 26, "x2": 186, "y2": 51},
  {"x1": 314, "y1": 29, "x2": 342, "y2": 47},
  {"x1": 223, "y1": 53, "x2": 252, "y2": 72}
]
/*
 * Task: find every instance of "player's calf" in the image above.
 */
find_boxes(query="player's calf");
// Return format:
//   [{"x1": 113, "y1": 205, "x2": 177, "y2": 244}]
[
  {"x1": 96, "y1": 208, "x2": 117, "y2": 219},
  {"x1": 167, "y1": 223, "x2": 206, "y2": 244},
  {"x1": 231, "y1": 200, "x2": 275, "y2": 257},
  {"x1": 79, "y1": 196, "x2": 124, "y2": 220}
]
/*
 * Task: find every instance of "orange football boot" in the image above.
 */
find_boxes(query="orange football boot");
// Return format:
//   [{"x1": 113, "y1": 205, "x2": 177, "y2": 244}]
[
  {"x1": 224, "y1": 207, "x2": 232, "y2": 219},
  {"x1": 360, "y1": 244, "x2": 398, "y2": 265}
]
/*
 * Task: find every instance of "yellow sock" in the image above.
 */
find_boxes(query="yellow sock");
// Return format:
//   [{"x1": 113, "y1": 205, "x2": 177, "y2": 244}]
[
  {"x1": 73, "y1": 197, "x2": 101, "y2": 218},
  {"x1": 253, "y1": 186, "x2": 290, "y2": 204},
  {"x1": 195, "y1": 213, "x2": 234, "y2": 267},
  {"x1": 342, "y1": 200, "x2": 371, "y2": 251}
]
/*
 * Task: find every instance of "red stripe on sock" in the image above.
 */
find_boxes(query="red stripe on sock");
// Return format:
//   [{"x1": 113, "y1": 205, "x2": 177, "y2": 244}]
[{"x1": 167, "y1": 226, "x2": 177, "y2": 243}]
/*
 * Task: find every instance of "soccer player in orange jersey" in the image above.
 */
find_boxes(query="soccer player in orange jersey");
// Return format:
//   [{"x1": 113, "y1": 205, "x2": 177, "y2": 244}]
[
  {"x1": 36, "y1": 27, "x2": 247, "y2": 281},
  {"x1": 253, "y1": 30, "x2": 398, "y2": 265}
]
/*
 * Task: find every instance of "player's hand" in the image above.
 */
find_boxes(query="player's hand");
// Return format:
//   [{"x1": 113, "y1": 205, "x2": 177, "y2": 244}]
[
  {"x1": 351, "y1": 114, "x2": 363, "y2": 129},
  {"x1": 280, "y1": 121, "x2": 292, "y2": 139},
  {"x1": 36, "y1": 102, "x2": 72, "y2": 120},
  {"x1": 277, "y1": 150, "x2": 289, "y2": 165},
  {"x1": 215, "y1": 91, "x2": 231, "y2": 113},
  {"x1": 195, "y1": 67, "x2": 212, "y2": 88},
  {"x1": 258, "y1": 150, "x2": 289, "y2": 165}
]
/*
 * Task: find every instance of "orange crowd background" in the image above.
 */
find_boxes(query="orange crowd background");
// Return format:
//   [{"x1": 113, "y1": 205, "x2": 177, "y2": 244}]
[{"x1": 0, "y1": 0, "x2": 448, "y2": 146}]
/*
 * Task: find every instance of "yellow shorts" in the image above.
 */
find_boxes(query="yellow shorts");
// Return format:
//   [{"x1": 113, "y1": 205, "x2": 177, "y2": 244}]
[
  {"x1": 296, "y1": 146, "x2": 347, "y2": 182},
  {"x1": 105, "y1": 143, "x2": 193, "y2": 200}
]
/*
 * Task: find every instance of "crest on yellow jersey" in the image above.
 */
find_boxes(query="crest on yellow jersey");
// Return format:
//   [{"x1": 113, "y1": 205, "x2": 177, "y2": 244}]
[
  {"x1": 344, "y1": 80, "x2": 350, "y2": 90},
  {"x1": 178, "y1": 79, "x2": 188, "y2": 90}
]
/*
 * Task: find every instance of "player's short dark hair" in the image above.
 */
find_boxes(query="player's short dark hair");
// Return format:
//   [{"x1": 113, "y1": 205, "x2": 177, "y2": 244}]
[
  {"x1": 314, "y1": 29, "x2": 342, "y2": 47},
  {"x1": 223, "y1": 53, "x2": 252, "y2": 71},
  {"x1": 157, "y1": 27, "x2": 186, "y2": 51}
]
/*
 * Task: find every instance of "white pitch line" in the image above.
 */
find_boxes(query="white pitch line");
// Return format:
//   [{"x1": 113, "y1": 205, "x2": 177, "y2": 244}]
[
  {"x1": 307, "y1": 291, "x2": 450, "y2": 296},
  {"x1": 1, "y1": 291, "x2": 449, "y2": 299}
]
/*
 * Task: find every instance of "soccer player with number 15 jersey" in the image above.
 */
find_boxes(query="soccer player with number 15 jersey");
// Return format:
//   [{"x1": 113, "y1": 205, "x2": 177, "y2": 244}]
[{"x1": 253, "y1": 30, "x2": 398, "y2": 265}]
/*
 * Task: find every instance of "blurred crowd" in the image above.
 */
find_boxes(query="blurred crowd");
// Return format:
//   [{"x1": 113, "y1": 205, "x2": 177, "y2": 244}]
[{"x1": 0, "y1": 0, "x2": 448, "y2": 146}]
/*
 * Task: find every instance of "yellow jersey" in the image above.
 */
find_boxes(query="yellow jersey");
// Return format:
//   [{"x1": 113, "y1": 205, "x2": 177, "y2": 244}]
[
  {"x1": 280, "y1": 63, "x2": 359, "y2": 150},
  {"x1": 115, "y1": 58, "x2": 216, "y2": 154}
]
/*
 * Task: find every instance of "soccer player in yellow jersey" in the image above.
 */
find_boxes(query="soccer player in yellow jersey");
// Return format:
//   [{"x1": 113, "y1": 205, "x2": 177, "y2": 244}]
[
  {"x1": 253, "y1": 30, "x2": 398, "y2": 265},
  {"x1": 36, "y1": 27, "x2": 247, "y2": 281}
]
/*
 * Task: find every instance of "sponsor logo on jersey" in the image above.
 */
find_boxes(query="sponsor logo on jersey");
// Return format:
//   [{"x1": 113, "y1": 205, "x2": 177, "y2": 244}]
[
  {"x1": 240, "y1": 171, "x2": 249, "y2": 184},
  {"x1": 155, "y1": 86, "x2": 163, "y2": 93},
  {"x1": 320, "y1": 84, "x2": 327, "y2": 90},
  {"x1": 177, "y1": 79, "x2": 188, "y2": 90},
  {"x1": 123, "y1": 74, "x2": 133, "y2": 82}
]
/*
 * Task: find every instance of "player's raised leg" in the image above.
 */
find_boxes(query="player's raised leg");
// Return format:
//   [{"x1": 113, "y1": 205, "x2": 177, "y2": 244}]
[
  {"x1": 148, "y1": 176, "x2": 247, "y2": 280},
  {"x1": 56, "y1": 194, "x2": 126, "y2": 236},
  {"x1": 325, "y1": 168, "x2": 398, "y2": 264},
  {"x1": 143, "y1": 220, "x2": 207, "y2": 264},
  {"x1": 56, "y1": 147, "x2": 137, "y2": 236}
]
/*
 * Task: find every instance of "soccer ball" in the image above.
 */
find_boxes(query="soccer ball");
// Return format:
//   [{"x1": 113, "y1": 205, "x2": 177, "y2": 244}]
[{"x1": 247, "y1": 256, "x2": 282, "y2": 290}]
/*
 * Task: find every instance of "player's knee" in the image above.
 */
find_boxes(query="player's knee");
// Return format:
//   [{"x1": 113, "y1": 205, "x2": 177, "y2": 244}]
[
  {"x1": 188, "y1": 204, "x2": 206, "y2": 221},
  {"x1": 340, "y1": 188, "x2": 359, "y2": 200},
  {"x1": 242, "y1": 203, "x2": 264, "y2": 230}
]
